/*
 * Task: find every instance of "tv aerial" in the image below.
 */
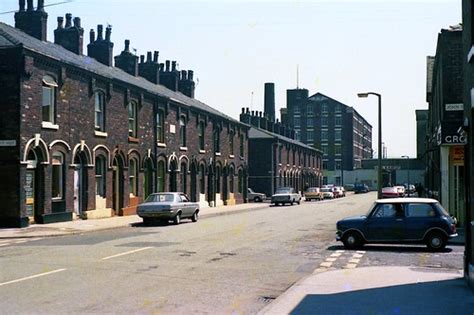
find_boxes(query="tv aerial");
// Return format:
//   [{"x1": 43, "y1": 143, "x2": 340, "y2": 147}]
[{"x1": 0, "y1": 1, "x2": 75, "y2": 15}]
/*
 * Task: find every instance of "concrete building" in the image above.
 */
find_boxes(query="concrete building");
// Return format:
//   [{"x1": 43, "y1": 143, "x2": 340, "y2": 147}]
[
  {"x1": 282, "y1": 90, "x2": 372, "y2": 186},
  {"x1": 0, "y1": 1, "x2": 249, "y2": 227}
]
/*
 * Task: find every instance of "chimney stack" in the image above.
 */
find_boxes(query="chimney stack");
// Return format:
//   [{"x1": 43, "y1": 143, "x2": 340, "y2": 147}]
[
  {"x1": 178, "y1": 69, "x2": 195, "y2": 98},
  {"x1": 159, "y1": 59, "x2": 179, "y2": 91},
  {"x1": 87, "y1": 24, "x2": 114, "y2": 66},
  {"x1": 54, "y1": 13, "x2": 84, "y2": 55},
  {"x1": 139, "y1": 50, "x2": 160, "y2": 84},
  {"x1": 114, "y1": 39, "x2": 139, "y2": 76},
  {"x1": 264, "y1": 82, "x2": 276, "y2": 121},
  {"x1": 15, "y1": 0, "x2": 48, "y2": 41}
]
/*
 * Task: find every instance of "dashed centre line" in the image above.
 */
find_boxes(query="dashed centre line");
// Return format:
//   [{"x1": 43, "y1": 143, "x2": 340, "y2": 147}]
[
  {"x1": 101, "y1": 247, "x2": 152, "y2": 260},
  {"x1": 0, "y1": 269, "x2": 67, "y2": 287}
]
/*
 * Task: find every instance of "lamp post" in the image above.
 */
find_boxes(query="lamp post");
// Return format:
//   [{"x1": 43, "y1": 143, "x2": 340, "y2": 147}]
[
  {"x1": 358, "y1": 92, "x2": 382, "y2": 199},
  {"x1": 402, "y1": 155, "x2": 410, "y2": 197}
]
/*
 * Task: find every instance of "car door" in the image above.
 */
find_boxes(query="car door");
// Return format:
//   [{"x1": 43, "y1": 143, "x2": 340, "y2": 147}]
[
  {"x1": 180, "y1": 194, "x2": 192, "y2": 216},
  {"x1": 404, "y1": 203, "x2": 438, "y2": 240},
  {"x1": 366, "y1": 203, "x2": 406, "y2": 241}
]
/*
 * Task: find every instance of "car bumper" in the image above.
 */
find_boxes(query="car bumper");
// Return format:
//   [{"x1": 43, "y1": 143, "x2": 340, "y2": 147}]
[
  {"x1": 272, "y1": 197, "x2": 291, "y2": 202},
  {"x1": 448, "y1": 233, "x2": 458, "y2": 239},
  {"x1": 137, "y1": 210, "x2": 176, "y2": 219},
  {"x1": 336, "y1": 231, "x2": 342, "y2": 241}
]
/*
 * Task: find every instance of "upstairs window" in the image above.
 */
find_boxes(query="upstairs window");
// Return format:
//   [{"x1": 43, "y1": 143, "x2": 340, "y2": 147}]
[
  {"x1": 213, "y1": 128, "x2": 220, "y2": 153},
  {"x1": 179, "y1": 116, "x2": 187, "y2": 147},
  {"x1": 42, "y1": 76, "x2": 57, "y2": 124},
  {"x1": 239, "y1": 134, "x2": 244, "y2": 157},
  {"x1": 229, "y1": 131, "x2": 235, "y2": 156},
  {"x1": 199, "y1": 121, "x2": 205, "y2": 151},
  {"x1": 128, "y1": 101, "x2": 138, "y2": 138},
  {"x1": 94, "y1": 92, "x2": 106, "y2": 131},
  {"x1": 156, "y1": 110, "x2": 165, "y2": 143}
]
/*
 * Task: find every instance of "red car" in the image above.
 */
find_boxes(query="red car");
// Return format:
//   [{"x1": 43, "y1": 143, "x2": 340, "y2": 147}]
[{"x1": 382, "y1": 187, "x2": 399, "y2": 198}]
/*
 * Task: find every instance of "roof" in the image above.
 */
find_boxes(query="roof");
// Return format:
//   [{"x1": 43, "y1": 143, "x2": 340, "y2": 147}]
[
  {"x1": 0, "y1": 22, "x2": 243, "y2": 126},
  {"x1": 375, "y1": 198, "x2": 439, "y2": 204},
  {"x1": 248, "y1": 127, "x2": 321, "y2": 152}
]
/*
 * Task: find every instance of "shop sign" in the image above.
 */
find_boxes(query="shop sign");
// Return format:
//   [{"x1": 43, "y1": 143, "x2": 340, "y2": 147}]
[
  {"x1": 437, "y1": 122, "x2": 467, "y2": 145},
  {"x1": 451, "y1": 146, "x2": 464, "y2": 166}
]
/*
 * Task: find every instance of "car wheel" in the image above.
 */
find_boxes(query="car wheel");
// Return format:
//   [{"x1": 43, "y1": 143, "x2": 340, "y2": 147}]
[
  {"x1": 306, "y1": 198, "x2": 311, "y2": 202},
  {"x1": 173, "y1": 213, "x2": 181, "y2": 225},
  {"x1": 297, "y1": 199, "x2": 301, "y2": 205},
  {"x1": 290, "y1": 200, "x2": 294, "y2": 205},
  {"x1": 342, "y1": 231, "x2": 363, "y2": 250},
  {"x1": 191, "y1": 211, "x2": 199, "y2": 222},
  {"x1": 426, "y1": 231, "x2": 446, "y2": 251},
  {"x1": 254, "y1": 196, "x2": 262, "y2": 202},
  {"x1": 143, "y1": 217, "x2": 153, "y2": 226}
]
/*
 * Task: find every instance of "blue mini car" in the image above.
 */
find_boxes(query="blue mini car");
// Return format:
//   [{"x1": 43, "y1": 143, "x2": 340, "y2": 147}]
[{"x1": 336, "y1": 198, "x2": 457, "y2": 251}]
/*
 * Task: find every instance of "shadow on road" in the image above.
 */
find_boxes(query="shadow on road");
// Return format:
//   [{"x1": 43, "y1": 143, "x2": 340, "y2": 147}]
[
  {"x1": 326, "y1": 244, "x2": 453, "y2": 253},
  {"x1": 290, "y1": 278, "x2": 474, "y2": 315}
]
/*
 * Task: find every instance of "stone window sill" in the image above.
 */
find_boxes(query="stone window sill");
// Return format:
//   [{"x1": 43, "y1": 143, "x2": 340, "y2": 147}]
[
  {"x1": 215, "y1": 152, "x2": 221, "y2": 156},
  {"x1": 199, "y1": 150, "x2": 206, "y2": 154},
  {"x1": 180, "y1": 147, "x2": 188, "y2": 152},
  {"x1": 128, "y1": 136, "x2": 139, "y2": 143},
  {"x1": 42, "y1": 122, "x2": 59, "y2": 130},
  {"x1": 157, "y1": 142, "x2": 167, "y2": 148},
  {"x1": 229, "y1": 154, "x2": 235, "y2": 159},
  {"x1": 94, "y1": 130, "x2": 108, "y2": 138}
]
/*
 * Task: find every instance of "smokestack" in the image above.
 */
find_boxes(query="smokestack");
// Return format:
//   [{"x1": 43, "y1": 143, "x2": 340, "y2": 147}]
[
  {"x1": 264, "y1": 82, "x2": 275, "y2": 121},
  {"x1": 37, "y1": 0, "x2": 45, "y2": 11},
  {"x1": 105, "y1": 25, "x2": 112, "y2": 42},
  {"x1": 65, "y1": 13, "x2": 72, "y2": 28}
]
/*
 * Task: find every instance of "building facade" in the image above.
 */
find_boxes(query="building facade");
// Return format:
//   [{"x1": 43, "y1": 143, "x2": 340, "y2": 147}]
[
  {"x1": 0, "y1": 1, "x2": 249, "y2": 228},
  {"x1": 425, "y1": 25, "x2": 466, "y2": 223},
  {"x1": 283, "y1": 90, "x2": 372, "y2": 185}
]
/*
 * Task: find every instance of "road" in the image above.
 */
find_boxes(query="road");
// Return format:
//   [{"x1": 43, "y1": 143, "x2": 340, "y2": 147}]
[{"x1": 0, "y1": 192, "x2": 463, "y2": 314}]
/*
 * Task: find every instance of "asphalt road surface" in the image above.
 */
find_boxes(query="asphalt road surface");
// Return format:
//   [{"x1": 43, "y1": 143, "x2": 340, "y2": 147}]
[{"x1": 0, "y1": 192, "x2": 463, "y2": 314}]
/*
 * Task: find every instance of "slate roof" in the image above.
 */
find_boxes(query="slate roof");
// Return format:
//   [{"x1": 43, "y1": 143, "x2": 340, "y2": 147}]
[
  {"x1": 0, "y1": 22, "x2": 243, "y2": 125},
  {"x1": 248, "y1": 127, "x2": 321, "y2": 153}
]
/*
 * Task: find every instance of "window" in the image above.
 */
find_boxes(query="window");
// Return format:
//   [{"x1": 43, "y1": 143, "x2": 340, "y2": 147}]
[
  {"x1": 199, "y1": 164, "x2": 206, "y2": 194},
  {"x1": 307, "y1": 105, "x2": 314, "y2": 115},
  {"x1": 199, "y1": 121, "x2": 205, "y2": 151},
  {"x1": 157, "y1": 160, "x2": 165, "y2": 192},
  {"x1": 335, "y1": 116, "x2": 342, "y2": 126},
  {"x1": 52, "y1": 152, "x2": 64, "y2": 199},
  {"x1": 322, "y1": 161, "x2": 328, "y2": 170},
  {"x1": 335, "y1": 145, "x2": 341, "y2": 155},
  {"x1": 95, "y1": 156, "x2": 106, "y2": 197},
  {"x1": 321, "y1": 117, "x2": 328, "y2": 126},
  {"x1": 180, "y1": 162, "x2": 187, "y2": 194},
  {"x1": 128, "y1": 101, "x2": 138, "y2": 138},
  {"x1": 307, "y1": 117, "x2": 314, "y2": 127},
  {"x1": 229, "y1": 131, "x2": 234, "y2": 156},
  {"x1": 307, "y1": 132, "x2": 314, "y2": 142},
  {"x1": 239, "y1": 134, "x2": 244, "y2": 157},
  {"x1": 322, "y1": 103, "x2": 328, "y2": 113},
  {"x1": 373, "y1": 204, "x2": 397, "y2": 218},
  {"x1": 179, "y1": 116, "x2": 186, "y2": 147},
  {"x1": 238, "y1": 169, "x2": 243, "y2": 193},
  {"x1": 156, "y1": 111, "x2": 165, "y2": 143},
  {"x1": 406, "y1": 203, "x2": 436, "y2": 217},
  {"x1": 213, "y1": 129, "x2": 220, "y2": 153},
  {"x1": 335, "y1": 161, "x2": 341, "y2": 170},
  {"x1": 335, "y1": 104, "x2": 342, "y2": 113},
  {"x1": 94, "y1": 92, "x2": 105, "y2": 131},
  {"x1": 321, "y1": 130, "x2": 328, "y2": 141},
  {"x1": 42, "y1": 76, "x2": 57, "y2": 124},
  {"x1": 294, "y1": 105, "x2": 300, "y2": 114},
  {"x1": 294, "y1": 116, "x2": 301, "y2": 128},
  {"x1": 129, "y1": 158, "x2": 138, "y2": 196},
  {"x1": 335, "y1": 129, "x2": 342, "y2": 141}
]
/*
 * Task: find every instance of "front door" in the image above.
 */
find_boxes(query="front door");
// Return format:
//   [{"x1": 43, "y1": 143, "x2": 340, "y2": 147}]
[
  {"x1": 25, "y1": 169, "x2": 35, "y2": 221},
  {"x1": 112, "y1": 157, "x2": 124, "y2": 214}
]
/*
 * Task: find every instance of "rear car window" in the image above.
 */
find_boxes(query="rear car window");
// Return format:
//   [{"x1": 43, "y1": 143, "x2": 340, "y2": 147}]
[{"x1": 406, "y1": 203, "x2": 436, "y2": 217}]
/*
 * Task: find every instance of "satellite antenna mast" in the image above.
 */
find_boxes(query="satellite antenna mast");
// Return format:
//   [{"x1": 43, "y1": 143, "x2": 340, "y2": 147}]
[
  {"x1": 250, "y1": 91, "x2": 254, "y2": 111},
  {"x1": 0, "y1": 0, "x2": 75, "y2": 15},
  {"x1": 296, "y1": 64, "x2": 299, "y2": 89}
]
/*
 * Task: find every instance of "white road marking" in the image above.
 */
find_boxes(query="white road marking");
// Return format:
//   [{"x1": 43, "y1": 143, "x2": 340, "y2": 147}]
[
  {"x1": 345, "y1": 263, "x2": 357, "y2": 269},
  {"x1": 14, "y1": 240, "x2": 27, "y2": 244},
  {"x1": 330, "y1": 253, "x2": 342, "y2": 258},
  {"x1": 325, "y1": 258, "x2": 337, "y2": 262},
  {"x1": 320, "y1": 262, "x2": 333, "y2": 268},
  {"x1": 0, "y1": 269, "x2": 67, "y2": 287},
  {"x1": 101, "y1": 247, "x2": 152, "y2": 260}
]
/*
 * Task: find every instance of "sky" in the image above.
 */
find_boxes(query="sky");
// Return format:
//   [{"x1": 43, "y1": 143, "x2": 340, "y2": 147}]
[{"x1": 0, "y1": 0, "x2": 462, "y2": 158}]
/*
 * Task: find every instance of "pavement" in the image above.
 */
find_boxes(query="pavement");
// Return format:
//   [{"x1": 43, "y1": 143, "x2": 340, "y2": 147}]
[{"x1": 1, "y1": 201, "x2": 472, "y2": 314}]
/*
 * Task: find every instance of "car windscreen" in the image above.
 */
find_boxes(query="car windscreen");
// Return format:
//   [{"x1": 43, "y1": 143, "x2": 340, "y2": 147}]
[
  {"x1": 366, "y1": 202, "x2": 377, "y2": 216},
  {"x1": 147, "y1": 194, "x2": 175, "y2": 202},
  {"x1": 321, "y1": 188, "x2": 331, "y2": 192},
  {"x1": 276, "y1": 188, "x2": 291, "y2": 194}
]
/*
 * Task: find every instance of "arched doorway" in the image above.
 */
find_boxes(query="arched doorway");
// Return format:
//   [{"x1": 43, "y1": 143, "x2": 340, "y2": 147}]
[
  {"x1": 112, "y1": 155, "x2": 124, "y2": 214},
  {"x1": 25, "y1": 148, "x2": 45, "y2": 222},
  {"x1": 74, "y1": 151, "x2": 88, "y2": 217},
  {"x1": 143, "y1": 158, "x2": 154, "y2": 199},
  {"x1": 190, "y1": 162, "x2": 198, "y2": 202}
]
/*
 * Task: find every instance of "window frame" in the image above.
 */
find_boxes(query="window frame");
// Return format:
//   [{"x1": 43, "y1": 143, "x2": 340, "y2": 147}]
[
  {"x1": 94, "y1": 91, "x2": 106, "y2": 131},
  {"x1": 179, "y1": 116, "x2": 187, "y2": 147},
  {"x1": 157, "y1": 160, "x2": 166, "y2": 192},
  {"x1": 51, "y1": 151, "x2": 64, "y2": 200},
  {"x1": 129, "y1": 158, "x2": 138, "y2": 197},
  {"x1": 128, "y1": 101, "x2": 138, "y2": 138},
  {"x1": 95, "y1": 155, "x2": 106, "y2": 198},
  {"x1": 42, "y1": 75, "x2": 57, "y2": 124}
]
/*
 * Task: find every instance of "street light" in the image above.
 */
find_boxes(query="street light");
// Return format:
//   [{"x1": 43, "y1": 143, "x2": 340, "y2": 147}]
[
  {"x1": 358, "y1": 92, "x2": 382, "y2": 199},
  {"x1": 402, "y1": 155, "x2": 410, "y2": 197}
]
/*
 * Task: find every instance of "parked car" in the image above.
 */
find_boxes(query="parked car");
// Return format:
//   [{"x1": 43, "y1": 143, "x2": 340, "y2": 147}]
[
  {"x1": 354, "y1": 184, "x2": 369, "y2": 194},
  {"x1": 271, "y1": 187, "x2": 301, "y2": 206},
  {"x1": 338, "y1": 186, "x2": 346, "y2": 197},
  {"x1": 247, "y1": 188, "x2": 266, "y2": 202},
  {"x1": 320, "y1": 187, "x2": 334, "y2": 199},
  {"x1": 304, "y1": 187, "x2": 323, "y2": 201},
  {"x1": 336, "y1": 198, "x2": 457, "y2": 251},
  {"x1": 137, "y1": 192, "x2": 199, "y2": 225},
  {"x1": 395, "y1": 186, "x2": 406, "y2": 197},
  {"x1": 332, "y1": 186, "x2": 342, "y2": 198},
  {"x1": 382, "y1": 187, "x2": 399, "y2": 198}
]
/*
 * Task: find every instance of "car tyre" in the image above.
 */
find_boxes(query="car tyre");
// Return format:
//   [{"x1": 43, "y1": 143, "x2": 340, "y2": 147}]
[
  {"x1": 297, "y1": 199, "x2": 301, "y2": 205},
  {"x1": 173, "y1": 213, "x2": 181, "y2": 225},
  {"x1": 143, "y1": 217, "x2": 153, "y2": 226},
  {"x1": 290, "y1": 200, "x2": 294, "y2": 205},
  {"x1": 254, "y1": 196, "x2": 262, "y2": 202},
  {"x1": 426, "y1": 231, "x2": 447, "y2": 251},
  {"x1": 191, "y1": 211, "x2": 198, "y2": 222},
  {"x1": 342, "y1": 231, "x2": 363, "y2": 250}
]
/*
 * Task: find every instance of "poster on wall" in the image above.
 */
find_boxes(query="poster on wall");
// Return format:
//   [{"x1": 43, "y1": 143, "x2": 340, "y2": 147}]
[{"x1": 25, "y1": 171, "x2": 34, "y2": 217}]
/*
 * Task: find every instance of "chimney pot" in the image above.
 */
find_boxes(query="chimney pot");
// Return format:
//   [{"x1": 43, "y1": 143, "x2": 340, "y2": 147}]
[
  {"x1": 89, "y1": 28, "x2": 95, "y2": 43},
  {"x1": 97, "y1": 25, "x2": 104, "y2": 41},
  {"x1": 159, "y1": 63, "x2": 164, "y2": 72},
  {"x1": 73, "y1": 17, "x2": 81, "y2": 28},
  {"x1": 172, "y1": 61, "x2": 177, "y2": 72},
  {"x1": 124, "y1": 39, "x2": 130, "y2": 52},
  {"x1": 19, "y1": 0, "x2": 25, "y2": 12},
  {"x1": 146, "y1": 51, "x2": 152, "y2": 62},
  {"x1": 181, "y1": 70, "x2": 187, "y2": 80},
  {"x1": 37, "y1": 0, "x2": 45, "y2": 11},
  {"x1": 27, "y1": 0, "x2": 33, "y2": 11},
  {"x1": 105, "y1": 26, "x2": 112, "y2": 42},
  {"x1": 140, "y1": 55, "x2": 145, "y2": 63},
  {"x1": 251, "y1": 111, "x2": 255, "y2": 116},
  {"x1": 65, "y1": 13, "x2": 72, "y2": 28},
  {"x1": 165, "y1": 60, "x2": 170, "y2": 72},
  {"x1": 188, "y1": 70, "x2": 194, "y2": 80},
  {"x1": 241, "y1": 108, "x2": 245, "y2": 114},
  {"x1": 57, "y1": 16, "x2": 64, "y2": 29},
  {"x1": 153, "y1": 51, "x2": 159, "y2": 63}
]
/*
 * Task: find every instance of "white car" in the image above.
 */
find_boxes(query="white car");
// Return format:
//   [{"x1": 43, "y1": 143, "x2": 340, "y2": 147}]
[
  {"x1": 321, "y1": 187, "x2": 334, "y2": 199},
  {"x1": 271, "y1": 187, "x2": 301, "y2": 206},
  {"x1": 247, "y1": 188, "x2": 266, "y2": 202}
]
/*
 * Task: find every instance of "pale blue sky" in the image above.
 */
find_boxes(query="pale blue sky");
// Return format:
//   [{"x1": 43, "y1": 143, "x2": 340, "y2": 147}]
[{"x1": 0, "y1": 0, "x2": 462, "y2": 157}]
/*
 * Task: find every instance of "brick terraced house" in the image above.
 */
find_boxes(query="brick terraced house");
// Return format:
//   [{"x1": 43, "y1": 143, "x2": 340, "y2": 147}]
[{"x1": 0, "y1": 1, "x2": 249, "y2": 227}]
